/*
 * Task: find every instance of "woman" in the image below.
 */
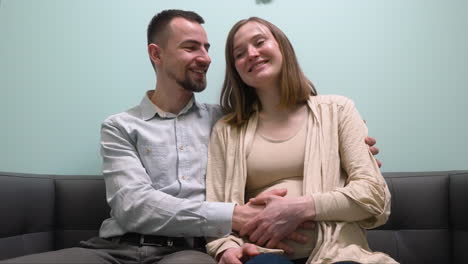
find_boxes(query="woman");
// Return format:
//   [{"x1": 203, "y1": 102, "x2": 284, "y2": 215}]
[{"x1": 206, "y1": 17, "x2": 396, "y2": 264}]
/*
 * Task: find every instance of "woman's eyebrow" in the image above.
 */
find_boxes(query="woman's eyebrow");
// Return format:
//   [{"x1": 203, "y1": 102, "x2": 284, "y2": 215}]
[{"x1": 233, "y1": 33, "x2": 264, "y2": 51}]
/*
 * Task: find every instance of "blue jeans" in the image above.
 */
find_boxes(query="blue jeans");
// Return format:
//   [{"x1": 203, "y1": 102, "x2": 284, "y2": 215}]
[
  {"x1": 245, "y1": 253, "x2": 293, "y2": 264},
  {"x1": 246, "y1": 254, "x2": 360, "y2": 264},
  {"x1": 293, "y1": 259, "x2": 359, "y2": 264}
]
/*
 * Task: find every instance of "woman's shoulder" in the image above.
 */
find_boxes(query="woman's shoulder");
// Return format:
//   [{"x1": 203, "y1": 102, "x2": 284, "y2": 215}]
[
  {"x1": 212, "y1": 116, "x2": 244, "y2": 134},
  {"x1": 212, "y1": 117, "x2": 230, "y2": 132},
  {"x1": 308, "y1": 94, "x2": 356, "y2": 109}
]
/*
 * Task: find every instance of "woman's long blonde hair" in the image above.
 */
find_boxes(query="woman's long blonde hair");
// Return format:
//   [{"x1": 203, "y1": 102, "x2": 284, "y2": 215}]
[{"x1": 220, "y1": 17, "x2": 317, "y2": 126}]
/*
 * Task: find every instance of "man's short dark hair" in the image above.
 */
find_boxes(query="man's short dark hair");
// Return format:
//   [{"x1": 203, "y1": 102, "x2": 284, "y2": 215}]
[{"x1": 147, "y1": 9, "x2": 205, "y2": 46}]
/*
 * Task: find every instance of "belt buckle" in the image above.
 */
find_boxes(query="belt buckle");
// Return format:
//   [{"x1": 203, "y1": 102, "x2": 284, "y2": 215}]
[
  {"x1": 139, "y1": 235, "x2": 163, "y2": 247},
  {"x1": 167, "y1": 238, "x2": 173, "y2": 247}
]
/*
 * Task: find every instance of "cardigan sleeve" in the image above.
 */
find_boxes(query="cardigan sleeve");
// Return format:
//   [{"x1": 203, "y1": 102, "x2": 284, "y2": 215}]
[
  {"x1": 205, "y1": 121, "x2": 245, "y2": 257},
  {"x1": 312, "y1": 97, "x2": 391, "y2": 229},
  {"x1": 205, "y1": 121, "x2": 229, "y2": 203}
]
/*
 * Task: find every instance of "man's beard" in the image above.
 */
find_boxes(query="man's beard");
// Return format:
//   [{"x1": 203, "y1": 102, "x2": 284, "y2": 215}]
[{"x1": 170, "y1": 70, "x2": 207, "y2": 93}]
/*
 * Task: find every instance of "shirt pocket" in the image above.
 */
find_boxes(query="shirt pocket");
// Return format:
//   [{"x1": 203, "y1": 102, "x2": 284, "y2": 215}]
[{"x1": 137, "y1": 143, "x2": 171, "y2": 189}]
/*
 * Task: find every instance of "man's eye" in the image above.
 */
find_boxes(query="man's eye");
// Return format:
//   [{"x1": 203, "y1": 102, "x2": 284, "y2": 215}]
[
  {"x1": 184, "y1": 46, "x2": 196, "y2": 51},
  {"x1": 256, "y1": 39, "x2": 265, "y2": 46}
]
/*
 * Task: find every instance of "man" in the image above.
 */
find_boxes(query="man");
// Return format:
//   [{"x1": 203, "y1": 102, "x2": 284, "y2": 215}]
[{"x1": 1, "y1": 9, "x2": 380, "y2": 264}]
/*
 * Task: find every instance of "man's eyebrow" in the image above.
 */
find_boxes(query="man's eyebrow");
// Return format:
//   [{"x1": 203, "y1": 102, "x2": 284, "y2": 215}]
[{"x1": 180, "y1": 39, "x2": 211, "y2": 50}]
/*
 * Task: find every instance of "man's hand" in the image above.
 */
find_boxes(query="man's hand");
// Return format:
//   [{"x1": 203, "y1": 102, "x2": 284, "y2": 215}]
[
  {"x1": 365, "y1": 136, "x2": 382, "y2": 167},
  {"x1": 240, "y1": 195, "x2": 316, "y2": 249},
  {"x1": 218, "y1": 243, "x2": 259, "y2": 264},
  {"x1": 232, "y1": 203, "x2": 264, "y2": 232},
  {"x1": 232, "y1": 189, "x2": 288, "y2": 231}
]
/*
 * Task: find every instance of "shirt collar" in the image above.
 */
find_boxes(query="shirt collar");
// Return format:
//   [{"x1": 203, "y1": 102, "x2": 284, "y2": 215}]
[{"x1": 140, "y1": 90, "x2": 201, "y2": 121}]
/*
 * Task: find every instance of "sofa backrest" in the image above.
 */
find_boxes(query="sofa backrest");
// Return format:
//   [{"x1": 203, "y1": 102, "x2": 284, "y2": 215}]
[
  {"x1": 0, "y1": 173, "x2": 55, "y2": 260},
  {"x1": 1, "y1": 171, "x2": 467, "y2": 263},
  {"x1": 53, "y1": 176, "x2": 109, "y2": 250},
  {"x1": 370, "y1": 171, "x2": 468, "y2": 263},
  {"x1": 0, "y1": 172, "x2": 109, "y2": 260}
]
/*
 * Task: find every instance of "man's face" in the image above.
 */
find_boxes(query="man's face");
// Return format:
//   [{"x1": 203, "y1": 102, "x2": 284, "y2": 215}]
[{"x1": 159, "y1": 17, "x2": 211, "y2": 93}]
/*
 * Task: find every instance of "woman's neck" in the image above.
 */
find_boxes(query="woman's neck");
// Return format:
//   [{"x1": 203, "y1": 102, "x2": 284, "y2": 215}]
[
  {"x1": 255, "y1": 84, "x2": 282, "y2": 115},
  {"x1": 256, "y1": 85, "x2": 305, "y2": 120},
  {"x1": 256, "y1": 100, "x2": 308, "y2": 141},
  {"x1": 254, "y1": 84, "x2": 308, "y2": 140},
  {"x1": 259, "y1": 103, "x2": 306, "y2": 122}
]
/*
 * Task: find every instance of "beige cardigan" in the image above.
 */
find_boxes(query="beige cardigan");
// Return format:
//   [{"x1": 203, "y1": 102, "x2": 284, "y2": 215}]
[{"x1": 206, "y1": 95, "x2": 397, "y2": 264}]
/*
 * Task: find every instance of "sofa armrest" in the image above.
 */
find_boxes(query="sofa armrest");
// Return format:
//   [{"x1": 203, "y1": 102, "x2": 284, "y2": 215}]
[{"x1": 450, "y1": 171, "x2": 468, "y2": 263}]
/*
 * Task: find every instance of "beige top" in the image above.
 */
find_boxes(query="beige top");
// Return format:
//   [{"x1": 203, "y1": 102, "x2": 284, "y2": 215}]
[
  {"x1": 245, "y1": 113, "x2": 307, "y2": 194},
  {"x1": 246, "y1": 115, "x2": 313, "y2": 259},
  {"x1": 206, "y1": 95, "x2": 397, "y2": 264}
]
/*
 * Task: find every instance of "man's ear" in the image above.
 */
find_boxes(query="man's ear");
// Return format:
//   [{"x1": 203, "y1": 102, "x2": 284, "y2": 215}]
[{"x1": 148, "y1": 43, "x2": 162, "y2": 65}]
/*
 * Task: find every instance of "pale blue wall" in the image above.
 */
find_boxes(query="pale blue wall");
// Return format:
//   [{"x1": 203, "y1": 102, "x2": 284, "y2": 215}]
[{"x1": 1, "y1": 0, "x2": 467, "y2": 175}]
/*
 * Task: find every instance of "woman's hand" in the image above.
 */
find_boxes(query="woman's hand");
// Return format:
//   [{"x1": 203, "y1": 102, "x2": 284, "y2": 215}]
[
  {"x1": 240, "y1": 195, "x2": 316, "y2": 249},
  {"x1": 218, "y1": 243, "x2": 259, "y2": 264}
]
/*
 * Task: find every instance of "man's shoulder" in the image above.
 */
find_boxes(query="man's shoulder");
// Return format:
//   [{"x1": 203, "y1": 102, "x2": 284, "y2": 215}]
[
  {"x1": 102, "y1": 104, "x2": 142, "y2": 126},
  {"x1": 196, "y1": 102, "x2": 224, "y2": 121},
  {"x1": 197, "y1": 102, "x2": 222, "y2": 114}
]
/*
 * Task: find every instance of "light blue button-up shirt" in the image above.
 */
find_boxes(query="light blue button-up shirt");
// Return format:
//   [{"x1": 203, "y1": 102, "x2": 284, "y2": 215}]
[{"x1": 99, "y1": 92, "x2": 235, "y2": 238}]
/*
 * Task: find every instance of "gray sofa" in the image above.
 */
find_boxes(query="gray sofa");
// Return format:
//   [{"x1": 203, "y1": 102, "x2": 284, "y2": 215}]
[{"x1": 1, "y1": 171, "x2": 467, "y2": 263}]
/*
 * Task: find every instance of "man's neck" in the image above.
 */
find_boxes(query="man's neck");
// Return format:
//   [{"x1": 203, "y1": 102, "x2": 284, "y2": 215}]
[{"x1": 149, "y1": 85, "x2": 193, "y2": 115}]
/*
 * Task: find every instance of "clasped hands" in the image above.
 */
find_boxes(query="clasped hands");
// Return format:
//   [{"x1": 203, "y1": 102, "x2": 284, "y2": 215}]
[{"x1": 223, "y1": 189, "x2": 316, "y2": 263}]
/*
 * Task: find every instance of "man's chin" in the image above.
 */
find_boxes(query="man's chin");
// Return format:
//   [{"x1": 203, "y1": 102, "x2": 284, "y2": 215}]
[
  {"x1": 183, "y1": 84, "x2": 206, "y2": 93},
  {"x1": 192, "y1": 88, "x2": 205, "y2": 93},
  {"x1": 187, "y1": 81, "x2": 206, "y2": 93},
  {"x1": 192, "y1": 86, "x2": 206, "y2": 93},
  {"x1": 177, "y1": 77, "x2": 207, "y2": 93}
]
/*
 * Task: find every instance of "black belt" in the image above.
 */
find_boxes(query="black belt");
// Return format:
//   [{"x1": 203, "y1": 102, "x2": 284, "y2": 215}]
[{"x1": 111, "y1": 233, "x2": 205, "y2": 248}]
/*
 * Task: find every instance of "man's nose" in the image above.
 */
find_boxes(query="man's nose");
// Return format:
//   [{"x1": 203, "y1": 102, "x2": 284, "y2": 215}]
[{"x1": 196, "y1": 51, "x2": 211, "y2": 65}]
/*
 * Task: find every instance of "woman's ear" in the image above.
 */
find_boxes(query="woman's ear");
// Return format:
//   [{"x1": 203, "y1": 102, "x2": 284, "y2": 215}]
[{"x1": 148, "y1": 43, "x2": 162, "y2": 65}]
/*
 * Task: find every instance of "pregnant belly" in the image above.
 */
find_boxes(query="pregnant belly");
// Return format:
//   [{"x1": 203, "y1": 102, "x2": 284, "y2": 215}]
[{"x1": 245, "y1": 176, "x2": 316, "y2": 259}]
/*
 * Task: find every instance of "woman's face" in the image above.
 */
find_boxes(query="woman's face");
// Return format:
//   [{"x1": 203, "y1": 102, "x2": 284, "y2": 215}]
[{"x1": 232, "y1": 21, "x2": 283, "y2": 89}]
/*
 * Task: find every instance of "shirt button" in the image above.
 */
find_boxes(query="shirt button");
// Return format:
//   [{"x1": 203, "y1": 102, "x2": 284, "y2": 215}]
[
  {"x1": 145, "y1": 147, "x2": 151, "y2": 153},
  {"x1": 182, "y1": 176, "x2": 186, "y2": 180},
  {"x1": 179, "y1": 145, "x2": 184, "y2": 151}
]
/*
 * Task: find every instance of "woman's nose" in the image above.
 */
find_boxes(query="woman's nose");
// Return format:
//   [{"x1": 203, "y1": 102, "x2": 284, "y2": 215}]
[{"x1": 247, "y1": 46, "x2": 259, "y2": 59}]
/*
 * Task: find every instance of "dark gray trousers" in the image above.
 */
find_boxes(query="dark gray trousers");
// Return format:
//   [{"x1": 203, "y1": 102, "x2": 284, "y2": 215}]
[{"x1": 0, "y1": 236, "x2": 216, "y2": 264}]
